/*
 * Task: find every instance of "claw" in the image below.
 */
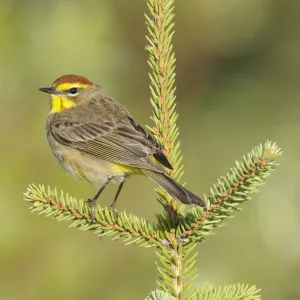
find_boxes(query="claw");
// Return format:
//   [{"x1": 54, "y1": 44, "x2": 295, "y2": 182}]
[
  {"x1": 86, "y1": 198, "x2": 97, "y2": 223},
  {"x1": 109, "y1": 204, "x2": 119, "y2": 219}
]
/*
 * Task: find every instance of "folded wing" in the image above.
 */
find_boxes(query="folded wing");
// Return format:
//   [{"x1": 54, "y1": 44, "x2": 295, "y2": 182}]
[{"x1": 49, "y1": 108, "x2": 171, "y2": 173}]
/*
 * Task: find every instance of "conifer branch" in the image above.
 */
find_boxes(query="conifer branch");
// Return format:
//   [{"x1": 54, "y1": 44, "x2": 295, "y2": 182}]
[
  {"x1": 24, "y1": 184, "x2": 162, "y2": 247},
  {"x1": 196, "y1": 284, "x2": 261, "y2": 300},
  {"x1": 146, "y1": 289, "x2": 175, "y2": 300},
  {"x1": 145, "y1": 1, "x2": 189, "y2": 298},
  {"x1": 155, "y1": 233, "x2": 184, "y2": 297},
  {"x1": 145, "y1": 0, "x2": 183, "y2": 214},
  {"x1": 178, "y1": 141, "x2": 282, "y2": 242}
]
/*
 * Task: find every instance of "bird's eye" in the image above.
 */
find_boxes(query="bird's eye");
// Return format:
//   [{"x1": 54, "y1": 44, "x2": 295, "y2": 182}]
[{"x1": 69, "y1": 87, "x2": 78, "y2": 95}]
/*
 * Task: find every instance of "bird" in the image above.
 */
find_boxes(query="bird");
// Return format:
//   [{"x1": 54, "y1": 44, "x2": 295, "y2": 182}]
[{"x1": 40, "y1": 75, "x2": 206, "y2": 221}]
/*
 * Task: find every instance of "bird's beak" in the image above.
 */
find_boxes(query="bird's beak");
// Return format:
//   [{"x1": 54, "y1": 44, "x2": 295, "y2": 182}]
[{"x1": 39, "y1": 87, "x2": 56, "y2": 94}]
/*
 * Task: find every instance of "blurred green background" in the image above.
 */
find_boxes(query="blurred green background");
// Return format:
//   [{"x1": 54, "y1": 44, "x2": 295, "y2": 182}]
[{"x1": 1, "y1": 0, "x2": 299, "y2": 299}]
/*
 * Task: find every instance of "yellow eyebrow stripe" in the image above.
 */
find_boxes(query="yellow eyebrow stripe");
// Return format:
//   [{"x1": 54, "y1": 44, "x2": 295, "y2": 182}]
[{"x1": 55, "y1": 83, "x2": 89, "y2": 91}]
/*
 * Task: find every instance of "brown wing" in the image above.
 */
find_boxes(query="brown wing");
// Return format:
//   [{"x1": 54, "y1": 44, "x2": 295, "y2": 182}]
[{"x1": 48, "y1": 98, "x2": 172, "y2": 172}]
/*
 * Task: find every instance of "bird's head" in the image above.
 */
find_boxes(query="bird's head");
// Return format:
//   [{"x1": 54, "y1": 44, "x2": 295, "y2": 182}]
[{"x1": 39, "y1": 75, "x2": 100, "y2": 113}]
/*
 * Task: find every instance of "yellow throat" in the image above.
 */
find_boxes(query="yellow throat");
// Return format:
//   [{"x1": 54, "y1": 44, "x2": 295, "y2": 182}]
[{"x1": 50, "y1": 95, "x2": 76, "y2": 113}]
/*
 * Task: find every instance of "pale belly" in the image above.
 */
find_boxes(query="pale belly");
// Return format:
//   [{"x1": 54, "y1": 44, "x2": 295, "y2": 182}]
[{"x1": 47, "y1": 134, "x2": 139, "y2": 187}]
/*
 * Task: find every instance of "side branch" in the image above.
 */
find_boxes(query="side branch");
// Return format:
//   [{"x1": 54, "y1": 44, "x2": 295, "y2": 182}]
[
  {"x1": 24, "y1": 184, "x2": 162, "y2": 248},
  {"x1": 196, "y1": 283, "x2": 261, "y2": 299},
  {"x1": 178, "y1": 141, "x2": 282, "y2": 242}
]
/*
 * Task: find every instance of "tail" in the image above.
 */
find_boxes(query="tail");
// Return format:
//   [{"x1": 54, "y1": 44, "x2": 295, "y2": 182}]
[{"x1": 142, "y1": 170, "x2": 206, "y2": 207}]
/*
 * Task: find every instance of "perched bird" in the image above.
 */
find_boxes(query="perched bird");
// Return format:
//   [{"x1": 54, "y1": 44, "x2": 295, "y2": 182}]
[{"x1": 40, "y1": 75, "x2": 206, "y2": 220}]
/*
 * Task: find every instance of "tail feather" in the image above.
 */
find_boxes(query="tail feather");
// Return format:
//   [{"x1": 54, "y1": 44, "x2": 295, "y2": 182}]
[
  {"x1": 142, "y1": 170, "x2": 206, "y2": 207},
  {"x1": 153, "y1": 150, "x2": 173, "y2": 170}
]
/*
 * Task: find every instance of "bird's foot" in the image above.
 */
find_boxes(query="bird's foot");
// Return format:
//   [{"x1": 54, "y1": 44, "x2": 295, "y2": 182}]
[
  {"x1": 85, "y1": 198, "x2": 97, "y2": 223},
  {"x1": 109, "y1": 203, "x2": 119, "y2": 219}
]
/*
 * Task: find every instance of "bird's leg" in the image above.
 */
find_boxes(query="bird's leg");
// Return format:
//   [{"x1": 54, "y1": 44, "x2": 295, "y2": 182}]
[
  {"x1": 86, "y1": 176, "x2": 113, "y2": 222},
  {"x1": 109, "y1": 179, "x2": 126, "y2": 209},
  {"x1": 108, "y1": 178, "x2": 126, "y2": 218}
]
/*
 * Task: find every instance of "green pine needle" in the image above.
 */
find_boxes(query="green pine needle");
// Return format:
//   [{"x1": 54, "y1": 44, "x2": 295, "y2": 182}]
[
  {"x1": 146, "y1": 289, "x2": 175, "y2": 300},
  {"x1": 145, "y1": 0, "x2": 183, "y2": 213},
  {"x1": 196, "y1": 283, "x2": 261, "y2": 300},
  {"x1": 179, "y1": 141, "x2": 282, "y2": 243},
  {"x1": 24, "y1": 184, "x2": 161, "y2": 248}
]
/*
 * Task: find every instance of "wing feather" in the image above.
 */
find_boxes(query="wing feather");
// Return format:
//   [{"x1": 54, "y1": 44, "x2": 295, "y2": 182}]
[
  {"x1": 50, "y1": 121, "x2": 163, "y2": 172},
  {"x1": 48, "y1": 99, "x2": 172, "y2": 172}
]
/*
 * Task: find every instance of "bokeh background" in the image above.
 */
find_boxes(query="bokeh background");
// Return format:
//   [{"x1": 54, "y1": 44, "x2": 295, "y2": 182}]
[{"x1": 1, "y1": 0, "x2": 300, "y2": 299}]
